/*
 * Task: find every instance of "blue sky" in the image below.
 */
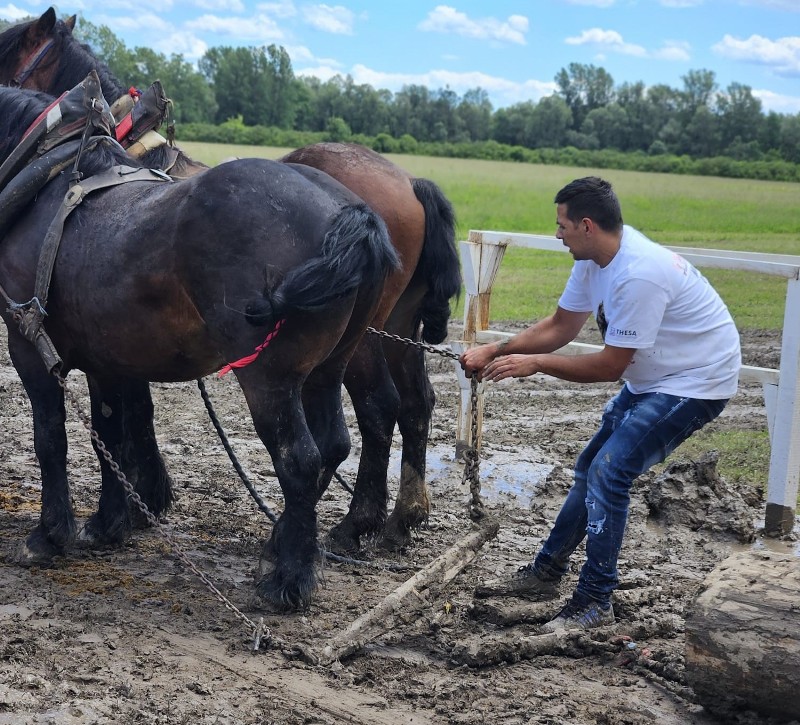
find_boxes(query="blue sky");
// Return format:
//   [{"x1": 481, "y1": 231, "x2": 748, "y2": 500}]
[{"x1": 2, "y1": 0, "x2": 799, "y2": 114}]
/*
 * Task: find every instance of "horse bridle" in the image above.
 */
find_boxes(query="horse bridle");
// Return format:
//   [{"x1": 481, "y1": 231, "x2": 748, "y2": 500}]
[{"x1": 11, "y1": 36, "x2": 55, "y2": 87}]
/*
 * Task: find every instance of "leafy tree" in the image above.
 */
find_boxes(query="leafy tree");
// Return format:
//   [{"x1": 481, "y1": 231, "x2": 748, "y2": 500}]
[
  {"x1": 555, "y1": 63, "x2": 614, "y2": 128},
  {"x1": 681, "y1": 106, "x2": 720, "y2": 157},
  {"x1": 679, "y1": 69, "x2": 717, "y2": 118},
  {"x1": 716, "y1": 82, "x2": 762, "y2": 152},
  {"x1": 526, "y1": 95, "x2": 572, "y2": 148},
  {"x1": 582, "y1": 103, "x2": 629, "y2": 150},
  {"x1": 492, "y1": 101, "x2": 536, "y2": 146},
  {"x1": 778, "y1": 114, "x2": 800, "y2": 163},
  {"x1": 458, "y1": 88, "x2": 493, "y2": 141}
]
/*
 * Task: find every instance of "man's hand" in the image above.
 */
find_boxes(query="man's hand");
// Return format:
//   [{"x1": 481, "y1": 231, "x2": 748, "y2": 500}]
[
  {"x1": 459, "y1": 342, "x2": 505, "y2": 380},
  {"x1": 482, "y1": 354, "x2": 541, "y2": 381}
]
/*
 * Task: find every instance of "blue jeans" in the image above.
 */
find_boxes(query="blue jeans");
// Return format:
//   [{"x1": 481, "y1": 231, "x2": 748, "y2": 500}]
[{"x1": 533, "y1": 385, "x2": 728, "y2": 607}]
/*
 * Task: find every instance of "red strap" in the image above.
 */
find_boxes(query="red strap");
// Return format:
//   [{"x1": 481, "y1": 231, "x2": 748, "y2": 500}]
[
  {"x1": 21, "y1": 90, "x2": 68, "y2": 141},
  {"x1": 218, "y1": 318, "x2": 286, "y2": 377},
  {"x1": 115, "y1": 112, "x2": 133, "y2": 144}
]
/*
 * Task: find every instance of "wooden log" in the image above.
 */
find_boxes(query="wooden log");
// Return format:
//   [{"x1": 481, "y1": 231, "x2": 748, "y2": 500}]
[
  {"x1": 685, "y1": 550, "x2": 800, "y2": 721},
  {"x1": 314, "y1": 517, "x2": 500, "y2": 665}
]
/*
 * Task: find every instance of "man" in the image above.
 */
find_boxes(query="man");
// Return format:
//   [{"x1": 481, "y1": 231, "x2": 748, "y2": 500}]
[{"x1": 460, "y1": 176, "x2": 741, "y2": 632}]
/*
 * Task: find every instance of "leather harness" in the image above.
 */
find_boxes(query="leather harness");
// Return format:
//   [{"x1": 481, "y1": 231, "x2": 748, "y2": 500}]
[{"x1": 0, "y1": 72, "x2": 174, "y2": 373}]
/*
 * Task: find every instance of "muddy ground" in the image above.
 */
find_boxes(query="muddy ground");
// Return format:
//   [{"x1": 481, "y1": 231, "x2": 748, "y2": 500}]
[{"x1": 0, "y1": 321, "x2": 796, "y2": 725}]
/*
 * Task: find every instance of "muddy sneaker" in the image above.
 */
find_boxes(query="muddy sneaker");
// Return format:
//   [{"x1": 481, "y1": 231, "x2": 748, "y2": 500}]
[
  {"x1": 541, "y1": 597, "x2": 614, "y2": 632},
  {"x1": 474, "y1": 564, "x2": 560, "y2": 600}
]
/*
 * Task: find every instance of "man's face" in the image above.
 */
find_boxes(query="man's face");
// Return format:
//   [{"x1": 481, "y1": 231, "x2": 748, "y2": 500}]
[{"x1": 556, "y1": 204, "x2": 591, "y2": 260}]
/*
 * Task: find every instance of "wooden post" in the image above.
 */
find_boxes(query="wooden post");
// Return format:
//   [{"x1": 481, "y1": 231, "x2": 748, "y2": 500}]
[
  {"x1": 455, "y1": 232, "x2": 507, "y2": 455},
  {"x1": 765, "y1": 276, "x2": 800, "y2": 535}
]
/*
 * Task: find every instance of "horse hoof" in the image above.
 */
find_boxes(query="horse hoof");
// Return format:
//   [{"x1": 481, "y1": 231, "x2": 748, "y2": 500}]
[
  {"x1": 78, "y1": 515, "x2": 130, "y2": 548},
  {"x1": 14, "y1": 535, "x2": 61, "y2": 567},
  {"x1": 253, "y1": 573, "x2": 311, "y2": 613},
  {"x1": 324, "y1": 524, "x2": 361, "y2": 556},
  {"x1": 375, "y1": 530, "x2": 410, "y2": 553}
]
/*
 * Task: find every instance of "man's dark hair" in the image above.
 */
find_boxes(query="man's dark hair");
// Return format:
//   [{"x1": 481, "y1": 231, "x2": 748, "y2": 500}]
[{"x1": 554, "y1": 177, "x2": 623, "y2": 232}]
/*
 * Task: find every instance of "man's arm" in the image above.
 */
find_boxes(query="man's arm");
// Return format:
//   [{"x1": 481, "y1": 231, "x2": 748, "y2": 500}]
[
  {"x1": 481, "y1": 343, "x2": 635, "y2": 384},
  {"x1": 460, "y1": 307, "x2": 590, "y2": 377}
]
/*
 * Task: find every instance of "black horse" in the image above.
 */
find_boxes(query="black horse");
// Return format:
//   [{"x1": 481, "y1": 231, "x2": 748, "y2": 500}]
[
  {"x1": 0, "y1": 76, "x2": 398, "y2": 610},
  {"x1": 0, "y1": 9, "x2": 462, "y2": 552}
]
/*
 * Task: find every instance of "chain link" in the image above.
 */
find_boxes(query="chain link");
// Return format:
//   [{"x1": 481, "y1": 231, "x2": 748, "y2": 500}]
[
  {"x1": 55, "y1": 371, "x2": 266, "y2": 647},
  {"x1": 366, "y1": 326, "x2": 485, "y2": 518},
  {"x1": 366, "y1": 326, "x2": 461, "y2": 360}
]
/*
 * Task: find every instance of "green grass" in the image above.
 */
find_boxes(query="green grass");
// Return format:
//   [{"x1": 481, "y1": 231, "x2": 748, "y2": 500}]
[
  {"x1": 657, "y1": 428, "x2": 772, "y2": 500},
  {"x1": 179, "y1": 142, "x2": 799, "y2": 329}
]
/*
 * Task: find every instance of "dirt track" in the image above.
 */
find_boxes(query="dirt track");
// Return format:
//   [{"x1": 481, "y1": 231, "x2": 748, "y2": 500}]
[{"x1": 0, "y1": 321, "x2": 795, "y2": 725}]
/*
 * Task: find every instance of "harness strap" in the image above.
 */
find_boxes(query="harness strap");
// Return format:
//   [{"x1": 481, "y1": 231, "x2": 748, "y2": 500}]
[
  {"x1": 0, "y1": 93, "x2": 69, "y2": 194},
  {"x1": 13, "y1": 38, "x2": 54, "y2": 87},
  {"x1": 34, "y1": 165, "x2": 174, "y2": 311},
  {"x1": 12, "y1": 165, "x2": 173, "y2": 373}
]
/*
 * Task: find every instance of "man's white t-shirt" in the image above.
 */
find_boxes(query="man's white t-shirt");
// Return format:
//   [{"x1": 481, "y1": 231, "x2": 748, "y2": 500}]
[{"x1": 558, "y1": 225, "x2": 741, "y2": 399}]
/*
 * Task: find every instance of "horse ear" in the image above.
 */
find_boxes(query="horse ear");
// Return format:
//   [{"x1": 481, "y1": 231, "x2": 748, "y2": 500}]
[
  {"x1": 66, "y1": 14, "x2": 77, "y2": 32},
  {"x1": 36, "y1": 7, "x2": 57, "y2": 34}
]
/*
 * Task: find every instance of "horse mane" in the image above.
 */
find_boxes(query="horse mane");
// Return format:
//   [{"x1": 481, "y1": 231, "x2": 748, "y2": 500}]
[
  {"x1": 0, "y1": 85, "x2": 53, "y2": 157},
  {"x1": 0, "y1": 20, "x2": 30, "y2": 80},
  {"x1": 0, "y1": 85, "x2": 139, "y2": 176},
  {"x1": 49, "y1": 19, "x2": 126, "y2": 104}
]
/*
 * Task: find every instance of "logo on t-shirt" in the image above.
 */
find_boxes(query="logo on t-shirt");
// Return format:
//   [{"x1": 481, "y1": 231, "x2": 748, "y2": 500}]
[{"x1": 609, "y1": 327, "x2": 638, "y2": 337}]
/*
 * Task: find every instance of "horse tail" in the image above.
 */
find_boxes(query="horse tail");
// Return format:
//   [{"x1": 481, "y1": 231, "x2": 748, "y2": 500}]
[
  {"x1": 411, "y1": 177, "x2": 461, "y2": 344},
  {"x1": 246, "y1": 203, "x2": 398, "y2": 325}
]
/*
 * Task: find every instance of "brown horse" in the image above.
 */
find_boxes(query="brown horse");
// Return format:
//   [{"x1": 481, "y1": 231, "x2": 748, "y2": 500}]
[
  {"x1": 0, "y1": 76, "x2": 398, "y2": 610},
  {"x1": 0, "y1": 9, "x2": 462, "y2": 552}
]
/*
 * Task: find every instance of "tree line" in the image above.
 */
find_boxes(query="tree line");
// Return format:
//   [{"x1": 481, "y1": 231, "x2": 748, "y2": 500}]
[{"x1": 3, "y1": 15, "x2": 799, "y2": 177}]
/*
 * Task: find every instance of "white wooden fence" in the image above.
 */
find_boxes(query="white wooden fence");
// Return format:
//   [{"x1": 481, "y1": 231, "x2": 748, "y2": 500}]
[{"x1": 454, "y1": 229, "x2": 800, "y2": 536}]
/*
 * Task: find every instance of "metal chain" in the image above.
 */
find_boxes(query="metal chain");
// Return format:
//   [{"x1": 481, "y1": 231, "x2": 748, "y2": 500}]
[
  {"x1": 462, "y1": 375, "x2": 484, "y2": 521},
  {"x1": 48, "y1": 327, "x2": 481, "y2": 650},
  {"x1": 366, "y1": 326, "x2": 461, "y2": 360},
  {"x1": 54, "y1": 371, "x2": 267, "y2": 648},
  {"x1": 366, "y1": 326, "x2": 485, "y2": 518}
]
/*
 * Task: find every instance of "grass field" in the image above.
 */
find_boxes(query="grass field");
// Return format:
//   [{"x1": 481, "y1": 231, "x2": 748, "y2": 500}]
[{"x1": 178, "y1": 141, "x2": 800, "y2": 329}]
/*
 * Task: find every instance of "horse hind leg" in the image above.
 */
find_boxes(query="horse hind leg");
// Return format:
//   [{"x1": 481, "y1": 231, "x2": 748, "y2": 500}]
[
  {"x1": 114, "y1": 378, "x2": 173, "y2": 526},
  {"x1": 7, "y1": 333, "x2": 76, "y2": 564},
  {"x1": 79, "y1": 376, "x2": 156, "y2": 546},
  {"x1": 327, "y1": 335, "x2": 399, "y2": 553},
  {"x1": 237, "y1": 373, "x2": 324, "y2": 611},
  {"x1": 378, "y1": 340, "x2": 434, "y2": 552}
]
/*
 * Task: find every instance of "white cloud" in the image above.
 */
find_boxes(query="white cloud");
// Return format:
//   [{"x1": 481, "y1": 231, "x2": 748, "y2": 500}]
[
  {"x1": 660, "y1": 0, "x2": 704, "y2": 7},
  {"x1": 256, "y1": 0, "x2": 297, "y2": 18},
  {"x1": 185, "y1": 13, "x2": 285, "y2": 42},
  {"x1": 562, "y1": 0, "x2": 616, "y2": 7},
  {"x1": 713, "y1": 33, "x2": 800, "y2": 76},
  {"x1": 99, "y1": 12, "x2": 172, "y2": 35},
  {"x1": 566, "y1": 28, "x2": 646, "y2": 56},
  {"x1": 194, "y1": 0, "x2": 245, "y2": 12},
  {"x1": 153, "y1": 30, "x2": 209, "y2": 60},
  {"x1": 95, "y1": 0, "x2": 175, "y2": 13},
  {"x1": 0, "y1": 4, "x2": 35, "y2": 21},
  {"x1": 740, "y1": 0, "x2": 800, "y2": 11},
  {"x1": 418, "y1": 5, "x2": 529, "y2": 46},
  {"x1": 295, "y1": 62, "x2": 557, "y2": 107},
  {"x1": 566, "y1": 28, "x2": 691, "y2": 61},
  {"x1": 302, "y1": 4, "x2": 354, "y2": 35},
  {"x1": 752, "y1": 88, "x2": 800, "y2": 113},
  {"x1": 652, "y1": 40, "x2": 691, "y2": 61}
]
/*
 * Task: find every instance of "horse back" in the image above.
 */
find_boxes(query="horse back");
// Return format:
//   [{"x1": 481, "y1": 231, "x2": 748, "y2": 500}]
[{"x1": 281, "y1": 143, "x2": 426, "y2": 326}]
